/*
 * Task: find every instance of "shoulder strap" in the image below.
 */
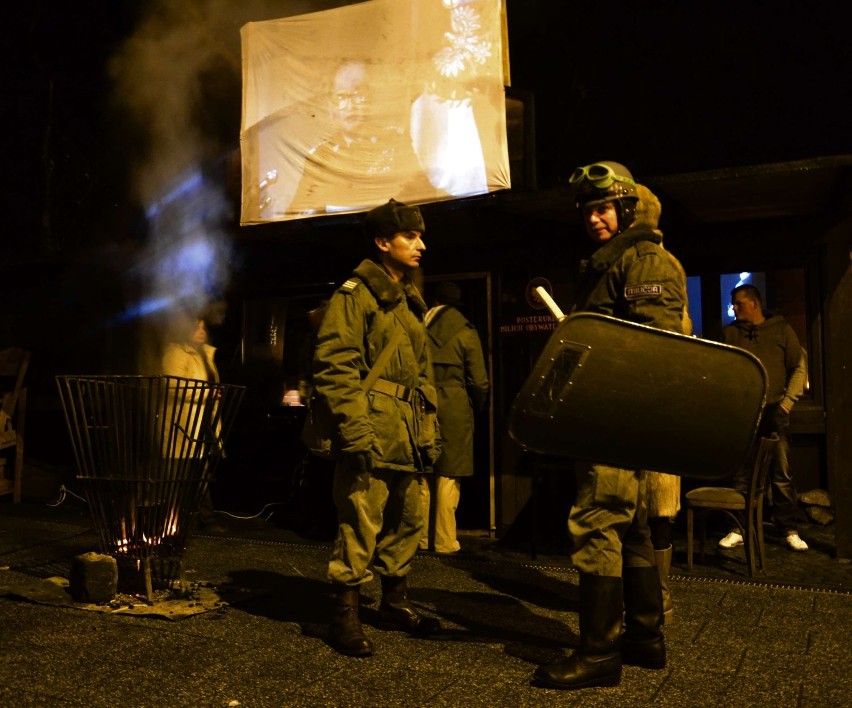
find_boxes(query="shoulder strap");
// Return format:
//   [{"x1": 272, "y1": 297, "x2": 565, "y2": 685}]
[{"x1": 362, "y1": 326, "x2": 405, "y2": 392}]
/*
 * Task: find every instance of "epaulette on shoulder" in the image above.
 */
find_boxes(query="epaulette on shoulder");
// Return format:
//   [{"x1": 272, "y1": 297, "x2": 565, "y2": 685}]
[{"x1": 339, "y1": 278, "x2": 362, "y2": 295}]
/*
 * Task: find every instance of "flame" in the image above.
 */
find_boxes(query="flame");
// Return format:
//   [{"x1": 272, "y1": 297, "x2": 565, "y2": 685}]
[{"x1": 111, "y1": 514, "x2": 180, "y2": 554}]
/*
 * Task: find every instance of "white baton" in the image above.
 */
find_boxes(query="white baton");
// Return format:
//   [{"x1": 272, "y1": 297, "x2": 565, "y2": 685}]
[{"x1": 534, "y1": 285, "x2": 566, "y2": 321}]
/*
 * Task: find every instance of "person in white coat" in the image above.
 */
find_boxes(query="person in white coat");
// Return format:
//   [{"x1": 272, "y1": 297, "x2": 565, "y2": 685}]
[{"x1": 161, "y1": 316, "x2": 225, "y2": 533}]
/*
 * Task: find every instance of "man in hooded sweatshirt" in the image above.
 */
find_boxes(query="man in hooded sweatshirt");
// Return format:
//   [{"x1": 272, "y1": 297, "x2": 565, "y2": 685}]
[
  {"x1": 533, "y1": 161, "x2": 688, "y2": 691},
  {"x1": 718, "y1": 284, "x2": 809, "y2": 552}
]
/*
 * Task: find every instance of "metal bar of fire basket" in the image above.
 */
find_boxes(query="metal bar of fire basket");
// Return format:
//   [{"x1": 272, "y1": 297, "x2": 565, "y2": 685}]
[{"x1": 56, "y1": 377, "x2": 89, "y2": 479}]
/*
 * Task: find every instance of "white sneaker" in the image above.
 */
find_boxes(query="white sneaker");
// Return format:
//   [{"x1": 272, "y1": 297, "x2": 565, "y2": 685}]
[
  {"x1": 718, "y1": 531, "x2": 744, "y2": 549},
  {"x1": 786, "y1": 533, "x2": 809, "y2": 552}
]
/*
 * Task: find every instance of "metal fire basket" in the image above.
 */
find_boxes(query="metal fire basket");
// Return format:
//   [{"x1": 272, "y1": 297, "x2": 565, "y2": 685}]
[{"x1": 56, "y1": 375, "x2": 245, "y2": 598}]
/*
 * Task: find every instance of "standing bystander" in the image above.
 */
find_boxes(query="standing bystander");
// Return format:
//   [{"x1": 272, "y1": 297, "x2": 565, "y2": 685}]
[
  {"x1": 419, "y1": 281, "x2": 489, "y2": 554},
  {"x1": 718, "y1": 284, "x2": 809, "y2": 552},
  {"x1": 161, "y1": 315, "x2": 226, "y2": 534}
]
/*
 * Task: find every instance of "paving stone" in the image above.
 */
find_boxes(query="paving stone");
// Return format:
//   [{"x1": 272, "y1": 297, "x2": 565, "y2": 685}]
[{"x1": 0, "y1": 502, "x2": 849, "y2": 707}]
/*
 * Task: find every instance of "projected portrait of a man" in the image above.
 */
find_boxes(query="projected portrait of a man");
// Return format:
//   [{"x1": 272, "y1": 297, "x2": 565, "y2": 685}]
[
  {"x1": 288, "y1": 58, "x2": 438, "y2": 216},
  {"x1": 240, "y1": 0, "x2": 511, "y2": 224}
]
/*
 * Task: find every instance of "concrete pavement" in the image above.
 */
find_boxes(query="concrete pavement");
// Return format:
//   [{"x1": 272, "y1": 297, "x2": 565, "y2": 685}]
[{"x1": 1, "y1": 501, "x2": 850, "y2": 707}]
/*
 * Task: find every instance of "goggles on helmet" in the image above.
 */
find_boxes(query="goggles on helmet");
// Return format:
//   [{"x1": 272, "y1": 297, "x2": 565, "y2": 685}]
[{"x1": 569, "y1": 163, "x2": 636, "y2": 190}]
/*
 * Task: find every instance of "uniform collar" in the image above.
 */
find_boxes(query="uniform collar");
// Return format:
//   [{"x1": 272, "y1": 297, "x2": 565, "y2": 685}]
[
  {"x1": 587, "y1": 227, "x2": 663, "y2": 273},
  {"x1": 353, "y1": 259, "x2": 427, "y2": 314}
]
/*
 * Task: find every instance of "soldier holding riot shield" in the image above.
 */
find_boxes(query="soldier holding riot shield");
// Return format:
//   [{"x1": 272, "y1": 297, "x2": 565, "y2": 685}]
[{"x1": 532, "y1": 162, "x2": 690, "y2": 691}]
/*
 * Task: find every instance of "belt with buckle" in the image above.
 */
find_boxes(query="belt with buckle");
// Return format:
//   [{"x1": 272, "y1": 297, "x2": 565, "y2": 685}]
[{"x1": 373, "y1": 378, "x2": 414, "y2": 402}]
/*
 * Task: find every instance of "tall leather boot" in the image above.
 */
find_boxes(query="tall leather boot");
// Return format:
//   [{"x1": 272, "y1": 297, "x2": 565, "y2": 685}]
[
  {"x1": 654, "y1": 545, "x2": 674, "y2": 624},
  {"x1": 533, "y1": 574, "x2": 623, "y2": 690},
  {"x1": 328, "y1": 585, "x2": 373, "y2": 656},
  {"x1": 621, "y1": 566, "x2": 666, "y2": 669},
  {"x1": 378, "y1": 575, "x2": 441, "y2": 636}
]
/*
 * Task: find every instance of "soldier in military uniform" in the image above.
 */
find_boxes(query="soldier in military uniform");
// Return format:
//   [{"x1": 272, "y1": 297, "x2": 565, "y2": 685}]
[
  {"x1": 533, "y1": 162, "x2": 689, "y2": 690},
  {"x1": 419, "y1": 281, "x2": 489, "y2": 554},
  {"x1": 312, "y1": 198, "x2": 441, "y2": 656}
]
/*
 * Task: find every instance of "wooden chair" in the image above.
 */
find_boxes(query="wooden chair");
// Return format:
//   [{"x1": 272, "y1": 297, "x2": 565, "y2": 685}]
[
  {"x1": 685, "y1": 434, "x2": 779, "y2": 577},
  {"x1": 0, "y1": 347, "x2": 31, "y2": 503}
]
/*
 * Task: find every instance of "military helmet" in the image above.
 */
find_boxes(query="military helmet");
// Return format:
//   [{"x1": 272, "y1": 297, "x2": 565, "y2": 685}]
[{"x1": 570, "y1": 161, "x2": 639, "y2": 232}]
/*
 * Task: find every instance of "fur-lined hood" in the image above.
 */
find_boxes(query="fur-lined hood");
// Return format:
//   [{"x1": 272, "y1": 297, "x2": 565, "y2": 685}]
[{"x1": 633, "y1": 183, "x2": 663, "y2": 235}]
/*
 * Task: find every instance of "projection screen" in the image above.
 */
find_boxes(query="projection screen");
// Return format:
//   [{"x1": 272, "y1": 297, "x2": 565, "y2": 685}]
[{"x1": 240, "y1": 0, "x2": 511, "y2": 225}]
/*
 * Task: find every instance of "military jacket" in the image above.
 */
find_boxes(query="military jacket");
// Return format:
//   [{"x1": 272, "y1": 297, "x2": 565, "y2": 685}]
[
  {"x1": 313, "y1": 259, "x2": 438, "y2": 473},
  {"x1": 426, "y1": 305, "x2": 489, "y2": 477}
]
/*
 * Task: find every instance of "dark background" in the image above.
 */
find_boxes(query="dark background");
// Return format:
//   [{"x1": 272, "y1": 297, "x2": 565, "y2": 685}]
[
  {"x1": 2, "y1": 0, "x2": 850, "y2": 507},
  {"x1": 4, "y1": 0, "x2": 850, "y2": 261}
]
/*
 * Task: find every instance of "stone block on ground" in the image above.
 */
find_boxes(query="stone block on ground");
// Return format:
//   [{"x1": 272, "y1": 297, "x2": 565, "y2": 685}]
[{"x1": 69, "y1": 552, "x2": 118, "y2": 604}]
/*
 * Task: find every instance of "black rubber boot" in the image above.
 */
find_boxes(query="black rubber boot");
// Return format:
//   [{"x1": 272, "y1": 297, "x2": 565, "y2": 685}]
[
  {"x1": 621, "y1": 565, "x2": 666, "y2": 669},
  {"x1": 533, "y1": 574, "x2": 623, "y2": 690},
  {"x1": 654, "y1": 545, "x2": 674, "y2": 625},
  {"x1": 328, "y1": 585, "x2": 373, "y2": 656},
  {"x1": 378, "y1": 575, "x2": 440, "y2": 636}
]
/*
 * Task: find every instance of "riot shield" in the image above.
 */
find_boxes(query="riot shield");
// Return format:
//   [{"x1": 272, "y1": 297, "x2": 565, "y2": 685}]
[{"x1": 508, "y1": 313, "x2": 767, "y2": 480}]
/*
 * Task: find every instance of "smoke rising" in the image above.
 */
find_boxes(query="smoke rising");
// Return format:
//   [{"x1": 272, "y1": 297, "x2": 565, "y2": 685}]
[{"x1": 106, "y1": 0, "x2": 346, "y2": 372}]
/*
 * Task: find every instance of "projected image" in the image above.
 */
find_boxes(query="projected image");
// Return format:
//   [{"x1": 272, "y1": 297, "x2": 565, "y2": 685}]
[
  {"x1": 240, "y1": 0, "x2": 510, "y2": 224},
  {"x1": 287, "y1": 57, "x2": 439, "y2": 215}
]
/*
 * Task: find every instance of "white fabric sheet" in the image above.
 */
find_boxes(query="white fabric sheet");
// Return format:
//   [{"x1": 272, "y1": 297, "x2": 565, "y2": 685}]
[{"x1": 240, "y1": 0, "x2": 510, "y2": 224}]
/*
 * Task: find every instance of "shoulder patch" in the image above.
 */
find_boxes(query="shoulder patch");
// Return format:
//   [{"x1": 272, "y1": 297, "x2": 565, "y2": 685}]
[
  {"x1": 340, "y1": 278, "x2": 360, "y2": 293},
  {"x1": 624, "y1": 283, "x2": 662, "y2": 300}
]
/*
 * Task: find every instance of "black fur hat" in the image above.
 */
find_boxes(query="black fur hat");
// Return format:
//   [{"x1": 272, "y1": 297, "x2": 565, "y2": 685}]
[{"x1": 364, "y1": 198, "x2": 425, "y2": 239}]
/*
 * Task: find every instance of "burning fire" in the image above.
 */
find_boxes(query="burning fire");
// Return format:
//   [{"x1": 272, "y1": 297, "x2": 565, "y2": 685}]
[{"x1": 113, "y1": 515, "x2": 181, "y2": 555}]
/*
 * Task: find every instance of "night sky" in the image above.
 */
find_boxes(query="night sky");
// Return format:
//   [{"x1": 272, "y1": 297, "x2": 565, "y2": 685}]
[
  {"x1": 508, "y1": 0, "x2": 852, "y2": 183},
  {"x1": 4, "y1": 0, "x2": 850, "y2": 256}
]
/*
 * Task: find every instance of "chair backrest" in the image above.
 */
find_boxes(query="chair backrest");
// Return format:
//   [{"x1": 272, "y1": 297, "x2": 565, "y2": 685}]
[
  {"x1": 746, "y1": 434, "x2": 779, "y2": 510},
  {"x1": 0, "y1": 347, "x2": 31, "y2": 429}
]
